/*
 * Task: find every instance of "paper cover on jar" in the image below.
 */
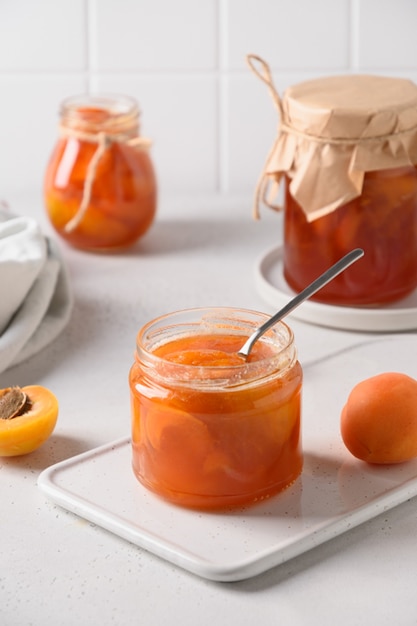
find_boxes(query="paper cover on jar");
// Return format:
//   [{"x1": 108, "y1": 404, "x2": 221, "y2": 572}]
[{"x1": 247, "y1": 55, "x2": 417, "y2": 221}]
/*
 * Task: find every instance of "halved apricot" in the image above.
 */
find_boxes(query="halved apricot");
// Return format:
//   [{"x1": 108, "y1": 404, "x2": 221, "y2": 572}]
[
  {"x1": 0, "y1": 385, "x2": 59, "y2": 456},
  {"x1": 340, "y1": 372, "x2": 417, "y2": 464}
]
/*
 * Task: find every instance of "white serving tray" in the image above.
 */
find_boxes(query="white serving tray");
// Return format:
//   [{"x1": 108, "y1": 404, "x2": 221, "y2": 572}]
[
  {"x1": 255, "y1": 245, "x2": 417, "y2": 332},
  {"x1": 38, "y1": 336, "x2": 417, "y2": 582}
]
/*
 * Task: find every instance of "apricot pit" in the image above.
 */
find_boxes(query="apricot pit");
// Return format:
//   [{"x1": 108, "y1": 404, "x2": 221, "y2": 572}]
[{"x1": 0, "y1": 385, "x2": 59, "y2": 456}]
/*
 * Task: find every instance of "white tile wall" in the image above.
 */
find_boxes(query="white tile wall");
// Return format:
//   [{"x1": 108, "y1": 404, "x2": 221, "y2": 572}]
[
  {"x1": 91, "y1": 0, "x2": 218, "y2": 71},
  {"x1": 1, "y1": 0, "x2": 417, "y2": 215}
]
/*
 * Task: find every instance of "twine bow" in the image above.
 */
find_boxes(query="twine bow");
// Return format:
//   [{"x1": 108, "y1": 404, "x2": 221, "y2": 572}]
[
  {"x1": 246, "y1": 54, "x2": 285, "y2": 219},
  {"x1": 59, "y1": 125, "x2": 151, "y2": 233}
]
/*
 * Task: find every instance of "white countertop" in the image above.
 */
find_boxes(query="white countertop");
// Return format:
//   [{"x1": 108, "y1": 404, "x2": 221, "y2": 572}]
[{"x1": 2, "y1": 195, "x2": 417, "y2": 626}]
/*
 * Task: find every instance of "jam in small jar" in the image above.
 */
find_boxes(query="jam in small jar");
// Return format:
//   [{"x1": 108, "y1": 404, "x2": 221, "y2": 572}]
[
  {"x1": 129, "y1": 307, "x2": 303, "y2": 510},
  {"x1": 44, "y1": 94, "x2": 157, "y2": 251}
]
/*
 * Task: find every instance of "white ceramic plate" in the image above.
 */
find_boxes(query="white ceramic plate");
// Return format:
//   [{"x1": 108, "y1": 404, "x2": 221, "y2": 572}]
[
  {"x1": 38, "y1": 336, "x2": 417, "y2": 582},
  {"x1": 255, "y1": 245, "x2": 417, "y2": 332}
]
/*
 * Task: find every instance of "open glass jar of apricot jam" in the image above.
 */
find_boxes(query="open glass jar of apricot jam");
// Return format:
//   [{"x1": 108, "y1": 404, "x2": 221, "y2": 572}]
[
  {"x1": 129, "y1": 307, "x2": 303, "y2": 510},
  {"x1": 248, "y1": 56, "x2": 417, "y2": 305},
  {"x1": 44, "y1": 94, "x2": 157, "y2": 251}
]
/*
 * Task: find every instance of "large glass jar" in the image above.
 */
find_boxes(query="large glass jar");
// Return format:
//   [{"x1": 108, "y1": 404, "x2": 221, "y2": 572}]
[
  {"x1": 247, "y1": 56, "x2": 417, "y2": 306},
  {"x1": 44, "y1": 94, "x2": 157, "y2": 251},
  {"x1": 129, "y1": 307, "x2": 303, "y2": 510}
]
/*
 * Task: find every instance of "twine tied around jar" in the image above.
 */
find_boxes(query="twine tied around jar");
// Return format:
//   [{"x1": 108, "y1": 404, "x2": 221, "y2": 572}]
[
  {"x1": 246, "y1": 54, "x2": 286, "y2": 219},
  {"x1": 58, "y1": 125, "x2": 151, "y2": 233},
  {"x1": 246, "y1": 54, "x2": 417, "y2": 221}
]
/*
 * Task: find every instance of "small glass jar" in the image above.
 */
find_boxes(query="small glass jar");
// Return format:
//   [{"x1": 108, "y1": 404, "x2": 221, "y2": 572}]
[
  {"x1": 44, "y1": 94, "x2": 157, "y2": 251},
  {"x1": 129, "y1": 307, "x2": 303, "y2": 510},
  {"x1": 284, "y1": 167, "x2": 417, "y2": 305}
]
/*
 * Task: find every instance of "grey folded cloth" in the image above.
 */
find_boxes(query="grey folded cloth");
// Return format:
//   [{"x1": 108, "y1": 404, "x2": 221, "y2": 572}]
[{"x1": 0, "y1": 209, "x2": 73, "y2": 374}]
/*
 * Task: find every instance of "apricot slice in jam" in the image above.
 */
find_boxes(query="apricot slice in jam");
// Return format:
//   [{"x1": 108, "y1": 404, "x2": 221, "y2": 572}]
[
  {"x1": 145, "y1": 402, "x2": 211, "y2": 453},
  {"x1": 0, "y1": 385, "x2": 59, "y2": 456}
]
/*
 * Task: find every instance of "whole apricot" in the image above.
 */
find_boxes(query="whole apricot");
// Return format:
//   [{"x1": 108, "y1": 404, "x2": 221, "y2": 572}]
[
  {"x1": 0, "y1": 385, "x2": 59, "y2": 456},
  {"x1": 340, "y1": 372, "x2": 417, "y2": 464}
]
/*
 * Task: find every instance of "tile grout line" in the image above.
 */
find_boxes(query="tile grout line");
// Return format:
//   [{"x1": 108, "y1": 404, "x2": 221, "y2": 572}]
[
  {"x1": 217, "y1": 0, "x2": 228, "y2": 195},
  {"x1": 86, "y1": 0, "x2": 95, "y2": 92}
]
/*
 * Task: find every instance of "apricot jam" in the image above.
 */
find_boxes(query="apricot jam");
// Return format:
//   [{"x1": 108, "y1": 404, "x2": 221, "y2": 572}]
[
  {"x1": 129, "y1": 307, "x2": 303, "y2": 510},
  {"x1": 44, "y1": 95, "x2": 157, "y2": 251},
  {"x1": 284, "y1": 167, "x2": 417, "y2": 305}
]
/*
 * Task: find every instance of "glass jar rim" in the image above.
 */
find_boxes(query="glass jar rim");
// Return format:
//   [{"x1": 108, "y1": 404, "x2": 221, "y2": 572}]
[
  {"x1": 61, "y1": 93, "x2": 139, "y2": 115},
  {"x1": 59, "y1": 94, "x2": 140, "y2": 132},
  {"x1": 135, "y1": 306, "x2": 297, "y2": 389}
]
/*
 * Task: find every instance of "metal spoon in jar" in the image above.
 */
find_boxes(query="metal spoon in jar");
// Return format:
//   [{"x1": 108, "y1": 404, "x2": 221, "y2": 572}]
[{"x1": 238, "y1": 248, "x2": 364, "y2": 358}]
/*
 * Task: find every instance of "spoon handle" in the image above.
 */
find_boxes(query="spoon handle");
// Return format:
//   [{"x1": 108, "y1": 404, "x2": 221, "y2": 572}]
[{"x1": 238, "y1": 247, "x2": 364, "y2": 357}]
